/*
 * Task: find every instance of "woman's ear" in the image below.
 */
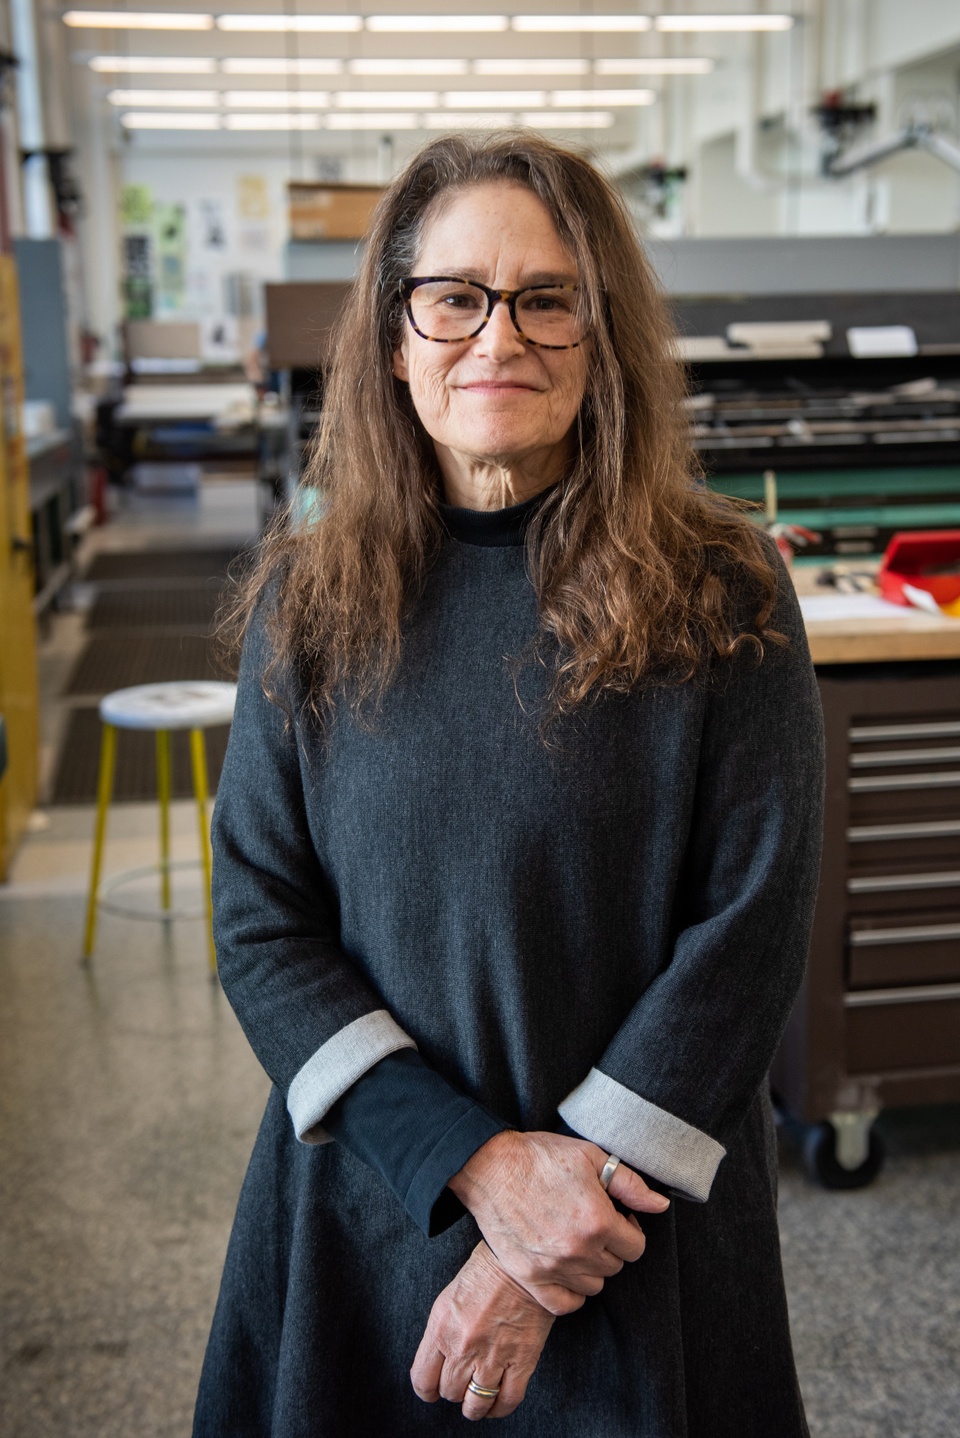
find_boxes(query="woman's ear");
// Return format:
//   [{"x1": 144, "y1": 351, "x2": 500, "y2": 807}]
[{"x1": 392, "y1": 343, "x2": 409, "y2": 383}]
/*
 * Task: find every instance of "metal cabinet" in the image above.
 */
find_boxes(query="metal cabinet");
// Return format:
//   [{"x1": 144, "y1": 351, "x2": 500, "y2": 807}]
[{"x1": 772, "y1": 661, "x2": 960, "y2": 1185}]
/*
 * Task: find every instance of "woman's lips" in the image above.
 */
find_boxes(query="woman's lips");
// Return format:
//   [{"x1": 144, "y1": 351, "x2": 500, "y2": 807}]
[{"x1": 459, "y1": 381, "x2": 540, "y2": 392}]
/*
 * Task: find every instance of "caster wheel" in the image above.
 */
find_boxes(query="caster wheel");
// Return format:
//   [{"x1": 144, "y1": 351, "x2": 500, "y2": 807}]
[{"x1": 803, "y1": 1121, "x2": 885, "y2": 1190}]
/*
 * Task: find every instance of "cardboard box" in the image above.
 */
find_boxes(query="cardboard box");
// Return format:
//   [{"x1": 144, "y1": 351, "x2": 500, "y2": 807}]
[{"x1": 288, "y1": 183, "x2": 383, "y2": 241}]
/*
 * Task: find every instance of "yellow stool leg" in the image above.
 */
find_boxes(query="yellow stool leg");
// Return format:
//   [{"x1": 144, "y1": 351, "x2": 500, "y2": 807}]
[
  {"x1": 156, "y1": 729, "x2": 172, "y2": 912},
  {"x1": 189, "y1": 728, "x2": 217, "y2": 973},
  {"x1": 83, "y1": 723, "x2": 117, "y2": 958}
]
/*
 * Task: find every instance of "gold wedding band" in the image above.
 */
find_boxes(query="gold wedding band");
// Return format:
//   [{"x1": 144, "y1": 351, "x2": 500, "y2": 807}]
[
  {"x1": 467, "y1": 1379, "x2": 502, "y2": 1400},
  {"x1": 599, "y1": 1154, "x2": 621, "y2": 1190}
]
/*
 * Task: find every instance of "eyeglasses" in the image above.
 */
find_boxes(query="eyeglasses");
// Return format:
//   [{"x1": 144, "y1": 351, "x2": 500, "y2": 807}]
[{"x1": 399, "y1": 276, "x2": 584, "y2": 349}]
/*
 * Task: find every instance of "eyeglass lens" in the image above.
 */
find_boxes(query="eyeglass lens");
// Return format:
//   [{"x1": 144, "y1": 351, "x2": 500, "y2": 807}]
[{"x1": 408, "y1": 281, "x2": 582, "y2": 346}]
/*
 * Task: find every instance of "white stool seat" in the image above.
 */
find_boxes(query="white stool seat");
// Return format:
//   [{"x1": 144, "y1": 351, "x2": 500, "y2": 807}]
[{"x1": 99, "y1": 681, "x2": 237, "y2": 732}]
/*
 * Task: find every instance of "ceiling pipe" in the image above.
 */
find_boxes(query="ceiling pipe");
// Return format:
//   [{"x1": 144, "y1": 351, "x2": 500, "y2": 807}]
[{"x1": 827, "y1": 122, "x2": 960, "y2": 178}]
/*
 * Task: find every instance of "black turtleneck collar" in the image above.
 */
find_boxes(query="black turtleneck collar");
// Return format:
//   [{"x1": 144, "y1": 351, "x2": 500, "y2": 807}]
[{"x1": 439, "y1": 487, "x2": 554, "y2": 547}]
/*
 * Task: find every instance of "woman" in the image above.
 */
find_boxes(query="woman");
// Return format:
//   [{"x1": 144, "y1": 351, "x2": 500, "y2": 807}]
[{"x1": 195, "y1": 133, "x2": 823, "y2": 1436}]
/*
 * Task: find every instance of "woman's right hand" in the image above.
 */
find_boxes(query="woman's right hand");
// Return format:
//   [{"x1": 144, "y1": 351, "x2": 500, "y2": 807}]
[{"x1": 447, "y1": 1131, "x2": 669, "y2": 1315}]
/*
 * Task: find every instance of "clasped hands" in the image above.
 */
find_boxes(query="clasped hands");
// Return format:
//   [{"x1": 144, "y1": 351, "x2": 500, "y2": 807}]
[{"x1": 411, "y1": 1130, "x2": 669, "y2": 1421}]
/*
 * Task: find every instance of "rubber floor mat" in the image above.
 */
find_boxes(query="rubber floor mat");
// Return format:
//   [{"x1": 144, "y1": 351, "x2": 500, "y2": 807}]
[
  {"x1": 82, "y1": 548, "x2": 245, "y2": 583},
  {"x1": 64, "y1": 633, "x2": 235, "y2": 697},
  {"x1": 86, "y1": 588, "x2": 223, "y2": 631},
  {"x1": 50, "y1": 705, "x2": 229, "y2": 805}
]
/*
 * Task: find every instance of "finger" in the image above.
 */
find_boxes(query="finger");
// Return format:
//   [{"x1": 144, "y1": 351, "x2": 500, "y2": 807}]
[
  {"x1": 410, "y1": 1340, "x2": 444, "y2": 1404},
  {"x1": 531, "y1": 1282, "x2": 587, "y2": 1317},
  {"x1": 604, "y1": 1214, "x2": 647, "y2": 1264},
  {"x1": 460, "y1": 1369, "x2": 504, "y2": 1423},
  {"x1": 439, "y1": 1357, "x2": 476, "y2": 1404},
  {"x1": 606, "y1": 1163, "x2": 670, "y2": 1216},
  {"x1": 488, "y1": 1364, "x2": 533, "y2": 1419}
]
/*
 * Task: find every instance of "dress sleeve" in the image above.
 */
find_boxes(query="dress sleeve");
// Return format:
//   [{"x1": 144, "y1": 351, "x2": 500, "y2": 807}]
[
  {"x1": 557, "y1": 558, "x2": 825, "y2": 1202},
  {"x1": 212, "y1": 605, "x2": 505, "y2": 1234}
]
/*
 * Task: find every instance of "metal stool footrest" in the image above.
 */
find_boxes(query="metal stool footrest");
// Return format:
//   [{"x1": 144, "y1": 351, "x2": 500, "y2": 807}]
[{"x1": 96, "y1": 858, "x2": 209, "y2": 922}]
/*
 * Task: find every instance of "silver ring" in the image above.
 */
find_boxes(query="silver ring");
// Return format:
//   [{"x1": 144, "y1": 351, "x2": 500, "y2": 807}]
[
  {"x1": 467, "y1": 1379, "x2": 501, "y2": 1400},
  {"x1": 599, "y1": 1154, "x2": 621, "y2": 1190}
]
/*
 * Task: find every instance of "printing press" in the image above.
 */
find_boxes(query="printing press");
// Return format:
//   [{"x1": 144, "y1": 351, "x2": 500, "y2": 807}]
[{"x1": 675, "y1": 289, "x2": 960, "y2": 559}]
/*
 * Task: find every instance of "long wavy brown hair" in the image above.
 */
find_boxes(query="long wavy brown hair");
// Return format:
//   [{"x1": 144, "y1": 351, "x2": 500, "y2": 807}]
[{"x1": 233, "y1": 131, "x2": 783, "y2": 723}]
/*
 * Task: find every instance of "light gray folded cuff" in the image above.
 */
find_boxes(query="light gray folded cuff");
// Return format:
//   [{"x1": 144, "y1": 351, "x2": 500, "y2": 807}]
[
  {"x1": 287, "y1": 1009, "x2": 417, "y2": 1145},
  {"x1": 558, "y1": 1068, "x2": 725, "y2": 1202}
]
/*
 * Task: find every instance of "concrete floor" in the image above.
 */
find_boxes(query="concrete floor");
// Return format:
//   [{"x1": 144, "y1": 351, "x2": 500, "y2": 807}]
[{"x1": 1, "y1": 479, "x2": 958, "y2": 1436}]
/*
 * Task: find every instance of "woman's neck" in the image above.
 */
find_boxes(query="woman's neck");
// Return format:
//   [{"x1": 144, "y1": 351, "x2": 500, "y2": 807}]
[{"x1": 434, "y1": 440, "x2": 569, "y2": 511}]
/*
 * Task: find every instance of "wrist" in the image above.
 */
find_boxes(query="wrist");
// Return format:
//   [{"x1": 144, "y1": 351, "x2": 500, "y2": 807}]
[{"x1": 447, "y1": 1128, "x2": 521, "y2": 1208}]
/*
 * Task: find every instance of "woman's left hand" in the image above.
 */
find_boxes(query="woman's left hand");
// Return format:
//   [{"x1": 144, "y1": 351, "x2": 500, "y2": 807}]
[{"x1": 411, "y1": 1242, "x2": 555, "y2": 1421}]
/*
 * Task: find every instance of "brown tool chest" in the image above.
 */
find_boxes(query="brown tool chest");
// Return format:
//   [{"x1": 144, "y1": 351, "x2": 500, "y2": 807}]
[{"x1": 772, "y1": 660, "x2": 960, "y2": 1186}]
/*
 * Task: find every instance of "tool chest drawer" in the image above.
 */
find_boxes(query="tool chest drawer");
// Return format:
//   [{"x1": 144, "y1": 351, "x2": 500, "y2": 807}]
[{"x1": 773, "y1": 662, "x2": 960, "y2": 1166}]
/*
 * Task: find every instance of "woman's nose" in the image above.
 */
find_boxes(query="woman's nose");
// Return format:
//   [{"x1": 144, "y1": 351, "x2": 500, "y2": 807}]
[{"x1": 473, "y1": 299, "x2": 526, "y2": 360}]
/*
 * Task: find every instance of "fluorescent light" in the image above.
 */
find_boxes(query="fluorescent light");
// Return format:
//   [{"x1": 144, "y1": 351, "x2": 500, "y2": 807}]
[
  {"x1": 348, "y1": 58, "x2": 469, "y2": 76},
  {"x1": 655, "y1": 14, "x2": 794, "y2": 31},
  {"x1": 325, "y1": 112, "x2": 420, "y2": 129},
  {"x1": 474, "y1": 58, "x2": 589, "y2": 75},
  {"x1": 224, "y1": 112, "x2": 321, "y2": 129},
  {"x1": 107, "y1": 89, "x2": 219, "y2": 106},
  {"x1": 423, "y1": 112, "x2": 512, "y2": 128},
  {"x1": 365, "y1": 14, "x2": 509, "y2": 31},
  {"x1": 523, "y1": 111, "x2": 615, "y2": 128},
  {"x1": 120, "y1": 112, "x2": 221, "y2": 128},
  {"x1": 512, "y1": 14, "x2": 651, "y2": 31},
  {"x1": 91, "y1": 56, "x2": 217, "y2": 73},
  {"x1": 223, "y1": 91, "x2": 329, "y2": 108},
  {"x1": 217, "y1": 14, "x2": 362, "y2": 31},
  {"x1": 443, "y1": 90, "x2": 546, "y2": 107},
  {"x1": 595, "y1": 57, "x2": 714, "y2": 74},
  {"x1": 221, "y1": 58, "x2": 343, "y2": 75},
  {"x1": 335, "y1": 90, "x2": 438, "y2": 108},
  {"x1": 551, "y1": 88, "x2": 655, "y2": 106},
  {"x1": 64, "y1": 11, "x2": 213, "y2": 29}
]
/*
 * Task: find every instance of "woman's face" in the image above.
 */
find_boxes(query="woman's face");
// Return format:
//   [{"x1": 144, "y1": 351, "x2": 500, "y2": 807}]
[{"x1": 393, "y1": 180, "x2": 589, "y2": 483}]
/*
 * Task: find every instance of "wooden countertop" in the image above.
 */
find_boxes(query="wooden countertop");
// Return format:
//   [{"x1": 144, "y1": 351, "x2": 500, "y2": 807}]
[{"x1": 791, "y1": 562, "x2": 960, "y2": 664}]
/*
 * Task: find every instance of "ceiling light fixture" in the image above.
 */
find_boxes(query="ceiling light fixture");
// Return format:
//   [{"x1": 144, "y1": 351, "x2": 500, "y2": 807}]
[
  {"x1": 326, "y1": 112, "x2": 420, "y2": 128},
  {"x1": 595, "y1": 57, "x2": 714, "y2": 74},
  {"x1": 217, "y1": 14, "x2": 362, "y2": 31},
  {"x1": 107, "y1": 88, "x2": 219, "y2": 106},
  {"x1": 551, "y1": 88, "x2": 655, "y2": 106},
  {"x1": 423, "y1": 112, "x2": 511, "y2": 128},
  {"x1": 443, "y1": 89, "x2": 546, "y2": 107},
  {"x1": 334, "y1": 90, "x2": 439, "y2": 108},
  {"x1": 524, "y1": 111, "x2": 615, "y2": 128},
  {"x1": 365, "y1": 14, "x2": 509, "y2": 31},
  {"x1": 348, "y1": 59, "x2": 470, "y2": 75},
  {"x1": 221, "y1": 58, "x2": 343, "y2": 74},
  {"x1": 90, "y1": 57, "x2": 218, "y2": 73},
  {"x1": 120, "y1": 112, "x2": 221, "y2": 127},
  {"x1": 655, "y1": 14, "x2": 793, "y2": 30},
  {"x1": 64, "y1": 11, "x2": 213, "y2": 28},
  {"x1": 222, "y1": 91, "x2": 330, "y2": 108},
  {"x1": 224, "y1": 113, "x2": 322, "y2": 128},
  {"x1": 512, "y1": 14, "x2": 651, "y2": 31},
  {"x1": 474, "y1": 58, "x2": 589, "y2": 75}
]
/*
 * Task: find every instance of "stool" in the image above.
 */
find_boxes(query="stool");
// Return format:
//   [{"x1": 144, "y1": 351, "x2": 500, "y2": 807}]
[{"x1": 82, "y1": 681, "x2": 237, "y2": 971}]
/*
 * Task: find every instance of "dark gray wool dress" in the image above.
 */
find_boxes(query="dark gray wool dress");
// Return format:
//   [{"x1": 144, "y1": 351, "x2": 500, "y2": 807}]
[{"x1": 194, "y1": 494, "x2": 824, "y2": 1438}]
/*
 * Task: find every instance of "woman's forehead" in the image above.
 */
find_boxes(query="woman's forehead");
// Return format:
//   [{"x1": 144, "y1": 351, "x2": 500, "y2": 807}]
[{"x1": 414, "y1": 180, "x2": 578, "y2": 276}]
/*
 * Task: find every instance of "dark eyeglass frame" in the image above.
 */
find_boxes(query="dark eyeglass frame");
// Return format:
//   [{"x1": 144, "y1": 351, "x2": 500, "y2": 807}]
[{"x1": 398, "y1": 276, "x2": 583, "y2": 350}]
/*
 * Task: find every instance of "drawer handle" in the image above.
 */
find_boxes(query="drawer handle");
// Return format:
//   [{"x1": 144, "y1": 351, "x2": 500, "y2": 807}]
[
  {"x1": 845, "y1": 982, "x2": 960, "y2": 1008},
  {"x1": 848, "y1": 819, "x2": 960, "y2": 842},
  {"x1": 848, "y1": 870, "x2": 960, "y2": 893},
  {"x1": 850, "y1": 922, "x2": 960, "y2": 946},
  {"x1": 851, "y1": 747, "x2": 960, "y2": 768},
  {"x1": 849, "y1": 772, "x2": 960, "y2": 792},
  {"x1": 849, "y1": 722, "x2": 960, "y2": 742}
]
